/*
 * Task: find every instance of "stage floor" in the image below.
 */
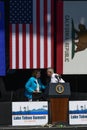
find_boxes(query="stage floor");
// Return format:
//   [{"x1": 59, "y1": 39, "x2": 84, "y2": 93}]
[{"x1": 0, "y1": 125, "x2": 87, "y2": 130}]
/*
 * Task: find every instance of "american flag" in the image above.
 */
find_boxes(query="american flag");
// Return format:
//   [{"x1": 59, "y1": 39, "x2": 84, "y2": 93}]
[{"x1": 9, "y1": 0, "x2": 54, "y2": 69}]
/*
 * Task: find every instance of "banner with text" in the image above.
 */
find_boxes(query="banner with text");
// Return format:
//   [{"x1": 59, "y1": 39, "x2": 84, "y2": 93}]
[
  {"x1": 69, "y1": 101, "x2": 87, "y2": 125},
  {"x1": 12, "y1": 102, "x2": 48, "y2": 126},
  {"x1": 56, "y1": 1, "x2": 87, "y2": 74}
]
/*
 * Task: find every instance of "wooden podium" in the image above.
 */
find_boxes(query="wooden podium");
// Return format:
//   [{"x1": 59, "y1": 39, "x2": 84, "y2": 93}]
[{"x1": 49, "y1": 83, "x2": 71, "y2": 124}]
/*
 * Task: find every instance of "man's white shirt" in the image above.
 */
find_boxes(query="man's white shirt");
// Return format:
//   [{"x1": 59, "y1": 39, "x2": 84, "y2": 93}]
[{"x1": 51, "y1": 73, "x2": 65, "y2": 83}]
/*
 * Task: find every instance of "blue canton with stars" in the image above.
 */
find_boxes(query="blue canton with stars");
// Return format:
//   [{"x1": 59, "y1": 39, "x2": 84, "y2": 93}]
[{"x1": 9, "y1": 0, "x2": 32, "y2": 24}]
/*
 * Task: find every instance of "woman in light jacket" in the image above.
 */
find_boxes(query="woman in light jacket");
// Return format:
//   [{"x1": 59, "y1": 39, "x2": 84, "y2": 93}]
[{"x1": 25, "y1": 70, "x2": 46, "y2": 101}]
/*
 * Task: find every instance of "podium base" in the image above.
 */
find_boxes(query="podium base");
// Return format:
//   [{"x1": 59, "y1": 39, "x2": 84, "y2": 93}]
[{"x1": 50, "y1": 98, "x2": 69, "y2": 124}]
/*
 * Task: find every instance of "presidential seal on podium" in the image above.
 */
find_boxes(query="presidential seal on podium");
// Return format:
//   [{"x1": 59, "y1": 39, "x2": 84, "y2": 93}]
[{"x1": 56, "y1": 84, "x2": 64, "y2": 94}]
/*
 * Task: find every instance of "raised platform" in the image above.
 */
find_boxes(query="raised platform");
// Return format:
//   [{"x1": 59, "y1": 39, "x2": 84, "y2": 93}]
[{"x1": 1, "y1": 101, "x2": 87, "y2": 130}]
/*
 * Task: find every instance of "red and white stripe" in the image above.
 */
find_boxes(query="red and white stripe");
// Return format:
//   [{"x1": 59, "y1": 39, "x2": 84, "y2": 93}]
[
  {"x1": 9, "y1": 0, "x2": 54, "y2": 69},
  {"x1": 56, "y1": 1, "x2": 63, "y2": 74}
]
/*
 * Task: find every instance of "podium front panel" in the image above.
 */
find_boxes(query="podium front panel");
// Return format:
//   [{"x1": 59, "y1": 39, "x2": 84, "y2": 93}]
[{"x1": 49, "y1": 83, "x2": 71, "y2": 98}]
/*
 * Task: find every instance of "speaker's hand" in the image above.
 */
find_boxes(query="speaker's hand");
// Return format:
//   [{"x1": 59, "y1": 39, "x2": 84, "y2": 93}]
[{"x1": 33, "y1": 90, "x2": 38, "y2": 93}]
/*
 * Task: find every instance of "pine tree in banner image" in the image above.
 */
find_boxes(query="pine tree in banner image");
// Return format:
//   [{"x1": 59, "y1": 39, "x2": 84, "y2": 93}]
[{"x1": 0, "y1": 2, "x2": 6, "y2": 76}]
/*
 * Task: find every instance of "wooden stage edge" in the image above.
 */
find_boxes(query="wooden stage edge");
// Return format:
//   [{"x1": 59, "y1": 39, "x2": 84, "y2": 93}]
[{"x1": 0, "y1": 125, "x2": 87, "y2": 130}]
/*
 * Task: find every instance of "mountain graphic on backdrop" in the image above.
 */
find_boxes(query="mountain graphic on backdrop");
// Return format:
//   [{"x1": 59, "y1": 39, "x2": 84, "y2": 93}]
[
  {"x1": 12, "y1": 108, "x2": 48, "y2": 115},
  {"x1": 69, "y1": 109, "x2": 87, "y2": 114}
]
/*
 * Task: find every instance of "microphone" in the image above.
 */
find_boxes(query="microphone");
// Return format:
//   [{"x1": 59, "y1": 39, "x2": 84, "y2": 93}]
[{"x1": 55, "y1": 74, "x2": 61, "y2": 80}]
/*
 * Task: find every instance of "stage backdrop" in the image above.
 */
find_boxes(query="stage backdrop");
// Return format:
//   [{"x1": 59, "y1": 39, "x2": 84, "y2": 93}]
[
  {"x1": 56, "y1": 1, "x2": 87, "y2": 74},
  {"x1": 0, "y1": 2, "x2": 6, "y2": 76}
]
